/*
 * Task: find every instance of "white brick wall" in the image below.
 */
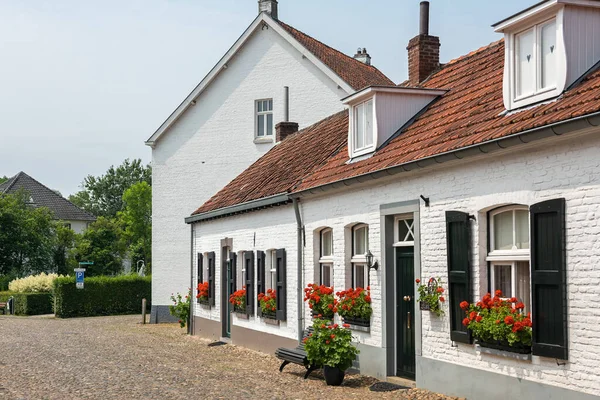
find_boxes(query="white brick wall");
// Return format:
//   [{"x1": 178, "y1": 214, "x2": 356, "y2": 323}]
[
  {"x1": 193, "y1": 205, "x2": 299, "y2": 340},
  {"x1": 151, "y1": 24, "x2": 348, "y2": 309}
]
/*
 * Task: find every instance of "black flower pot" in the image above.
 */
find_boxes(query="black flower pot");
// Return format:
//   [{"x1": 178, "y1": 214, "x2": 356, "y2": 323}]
[{"x1": 323, "y1": 365, "x2": 345, "y2": 386}]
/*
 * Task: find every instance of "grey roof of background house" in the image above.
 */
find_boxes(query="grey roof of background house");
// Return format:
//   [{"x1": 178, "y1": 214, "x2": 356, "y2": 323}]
[{"x1": 0, "y1": 172, "x2": 96, "y2": 222}]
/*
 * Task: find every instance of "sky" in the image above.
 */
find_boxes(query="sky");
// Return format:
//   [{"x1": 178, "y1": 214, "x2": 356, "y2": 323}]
[{"x1": 0, "y1": 0, "x2": 528, "y2": 196}]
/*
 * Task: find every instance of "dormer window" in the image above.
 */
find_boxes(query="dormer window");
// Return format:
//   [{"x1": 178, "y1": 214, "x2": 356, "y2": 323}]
[
  {"x1": 353, "y1": 99, "x2": 374, "y2": 154},
  {"x1": 515, "y1": 19, "x2": 556, "y2": 99}
]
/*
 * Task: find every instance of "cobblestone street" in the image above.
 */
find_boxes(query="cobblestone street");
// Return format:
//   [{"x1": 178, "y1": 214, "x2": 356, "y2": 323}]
[{"x1": 0, "y1": 315, "x2": 461, "y2": 399}]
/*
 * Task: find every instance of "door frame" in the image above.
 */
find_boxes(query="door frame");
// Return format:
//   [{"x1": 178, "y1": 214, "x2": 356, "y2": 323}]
[
  {"x1": 380, "y1": 200, "x2": 422, "y2": 379},
  {"x1": 220, "y1": 238, "x2": 233, "y2": 338}
]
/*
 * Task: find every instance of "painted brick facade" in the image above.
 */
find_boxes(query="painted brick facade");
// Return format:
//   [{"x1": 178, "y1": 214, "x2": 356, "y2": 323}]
[{"x1": 151, "y1": 24, "x2": 348, "y2": 312}]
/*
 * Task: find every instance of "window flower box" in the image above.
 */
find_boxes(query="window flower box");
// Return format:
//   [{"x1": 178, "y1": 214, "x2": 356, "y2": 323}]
[
  {"x1": 196, "y1": 282, "x2": 210, "y2": 307},
  {"x1": 341, "y1": 316, "x2": 370, "y2": 327},
  {"x1": 197, "y1": 298, "x2": 211, "y2": 308},
  {"x1": 336, "y1": 287, "x2": 372, "y2": 327},
  {"x1": 304, "y1": 284, "x2": 336, "y2": 320},
  {"x1": 416, "y1": 277, "x2": 445, "y2": 316},
  {"x1": 476, "y1": 339, "x2": 531, "y2": 354},
  {"x1": 419, "y1": 301, "x2": 430, "y2": 311}
]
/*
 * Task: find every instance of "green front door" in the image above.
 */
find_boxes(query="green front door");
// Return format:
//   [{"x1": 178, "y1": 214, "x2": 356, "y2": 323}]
[
  {"x1": 396, "y1": 247, "x2": 415, "y2": 379},
  {"x1": 226, "y1": 258, "x2": 233, "y2": 337}
]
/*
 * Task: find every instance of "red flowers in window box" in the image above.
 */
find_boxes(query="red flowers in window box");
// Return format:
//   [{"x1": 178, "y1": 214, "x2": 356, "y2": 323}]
[
  {"x1": 336, "y1": 287, "x2": 372, "y2": 322},
  {"x1": 304, "y1": 283, "x2": 337, "y2": 319},
  {"x1": 460, "y1": 290, "x2": 532, "y2": 350},
  {"x1": 229, "y1": 287, "x2": 246, "y2": 313},
  {"x1": 258, "y1": 288, "x2": 277, "y2": 318},
  {"x1": 196, "y1": 282, "x2": 209, "y2": 304}
]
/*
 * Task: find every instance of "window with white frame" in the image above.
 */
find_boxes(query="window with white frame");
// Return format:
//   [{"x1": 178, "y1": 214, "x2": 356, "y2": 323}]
[
  {"x1": 352, "y1": 99, "x2": 374, "y2": 154},
  {"x1": 514, "y1": 18, "x2": 556, "y2": 100},
  {"x1": 267, "y1": 249, "x2": 277, "y2": 291},
  {"x1": 394, "y1": 217, "x2": 415, "y2": 246},
  {"x1": 487, "y1": 206, "x2": 530, "y2": 311},
  {"x1": 237, "y1": 251, "x2": 246, "y2": 290},
  {"x1": 319, "y1": 228, "x2": 333, "y2": 287},
  {"x1": 351, "y1": 224, "x2": 369, "y2": 288},
  {"x1": 256, "y1": 99, "x2": 273, "y2": 138}
]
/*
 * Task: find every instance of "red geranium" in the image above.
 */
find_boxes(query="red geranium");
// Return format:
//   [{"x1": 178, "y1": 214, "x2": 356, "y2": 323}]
[
  {"x1": 304, "y1": 283, "x2": 336, "y2": 318},
  {"x1": 196, "y1": 282, "x2": 209, "y2": 303},
  {"x1": 229, "y1": 287, "x2": 246, "y2": 312},
  {"x1": 336, "y1": 287, "x2": 373, "y2": 321},
  {"x1": 257, "y1": 288, "x2": 277, "y2": 317}
]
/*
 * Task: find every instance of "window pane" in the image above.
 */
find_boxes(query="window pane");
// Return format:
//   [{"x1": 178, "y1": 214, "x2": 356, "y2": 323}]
[
  {"x1": 516, "y1": 261, "x2": 531, "y2": 312},
  {"x1": 541, "y1": 20, "x2": 556, "y2": 89},
  {"x1": 494, "y1": 211, "x2": 514, "y2": 250},
  {"x1": 516, "y1": 29, "x2": 535, "y2": 97},
  {"x1": 354, "y1": 264, "x2": 365, "y2": 288},
  {"x1": 398, "y1": 220, "x2": 409, "y2": 242},
  {"x1": 270, "y1": 270, "x2": 276, "y2": 290},
  {"x1": 515, "y1": 210, "x2": 529, "y2": 249},
  {"x1": 267, "y1": 113, "x2": 273, "y2": 136},
  {"x1": 494, "y1": 264, "x2": 512, "y2": 297},
  {"x1": 355, "y1": 104, "x2": 364, "y2": 149},
  {"x1": 257, "y1": 115, "x2": 265, "y2": 136},
  {"x1": 321, "y1": 230, "x2": 333, "y2": 257},
  {"x1": 354, "y1": 226, "x2": 367, "y2": 255},
  {"x1": 257, "y1": 101, "x2": 263, "y2": 112},
  {"x1": 321, "y1": 264, "x2": 331, "y2": 287},
  {"x1": 267, "y1": 99, "x2": 273, "y2": 111},
  {"x1": 365, "y1": 100, "x2": 373, "y2": 146}
]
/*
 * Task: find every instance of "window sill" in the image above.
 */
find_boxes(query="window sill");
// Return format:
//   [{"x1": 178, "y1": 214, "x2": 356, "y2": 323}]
[
  {"x1": 475, "y1": 344, "x2": 532, "y2": 361},
  {"x1": 254, "y1": 137, "x2": 274, "y2": 144}
]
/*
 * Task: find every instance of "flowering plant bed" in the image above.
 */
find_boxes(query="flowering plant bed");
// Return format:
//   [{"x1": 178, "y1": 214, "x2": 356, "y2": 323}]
[
  {"x1": 461, "y1": 290, "x2": 532, "y2": 351},
  {"x1": 229, "y1": 287, "x2": 246, "y2": 314},
  {"x1": 336, "y1": 287, "x2": 372, "y2": 324},
  {"x1": 415, "y1": 277, "x2": 445, "y2": 316},
  {"x1": 304, "y1": 284, "x2": 337, "y2": 319},
  {"x1": 258, "y1": 289, "x2": 277, "y2": 319},
  {"x1": 196, "y1": 282, "x2": 210, "y2": 305},
  {"x1": 304, "y1": 318, "x2": 359, "y2": 373}
]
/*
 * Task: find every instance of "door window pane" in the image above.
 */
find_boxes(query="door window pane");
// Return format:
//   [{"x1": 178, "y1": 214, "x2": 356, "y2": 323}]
[
  {"x1": 516, "y1": 29, "x2": 535, "y2": 97},
  {"x1": 398, "y1": 218, "x2": 414, "y2": 242},
  {"x1": 541, "y1": 20, "x2": 556, "y2": 89},
  {"x1": 365, "y1": 100, "x2": 374, "y2": 146},
  {"x1": 494, "y1": 211, "x2": 513, "y2": 250},
  {"x1": 321, "y1": 229, "x2": 333, "y2": 257},
  {"x1": 355, "y1": 104, "x2": 364, "y2": 149},
  {"x1": 493, "y1": 264, "x2": 512, "y2": 297},
  {"x1": 515, "y1": 210, "x2": 529, "y2": 249}
]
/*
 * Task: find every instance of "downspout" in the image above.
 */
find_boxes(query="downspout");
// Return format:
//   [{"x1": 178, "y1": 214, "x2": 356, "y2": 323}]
[
  {"x1": 189, "y1": 223, "x2": 194, "y2": 335},
  {"x1": 292, "y1": 197, "x2": 304, "y2": 344}
]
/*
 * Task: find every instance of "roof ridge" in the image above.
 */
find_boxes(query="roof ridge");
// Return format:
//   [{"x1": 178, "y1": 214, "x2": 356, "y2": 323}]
[
  {"x1": 2, "y1": 171, "x2": 23, "y2": 193},
  {"x1": 446, "y1": 39, "x2": 504, "y2": 66}
]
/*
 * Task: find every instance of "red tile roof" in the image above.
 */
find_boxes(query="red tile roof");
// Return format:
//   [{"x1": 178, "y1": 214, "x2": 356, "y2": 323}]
[
  {"x1": 278, "y1": 21, "x2": 395, "y2": 91},
  {"x1": 296, "y1": 40, "x2": 600, "y2": 191},
  {"x1": 193, "y1": 111, "x2": 349, "y2": 215}
]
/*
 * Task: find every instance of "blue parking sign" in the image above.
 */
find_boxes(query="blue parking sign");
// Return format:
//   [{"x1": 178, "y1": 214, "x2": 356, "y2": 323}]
[{"x1": 74, "y1": 268, "x2": 85, "y2": 289}]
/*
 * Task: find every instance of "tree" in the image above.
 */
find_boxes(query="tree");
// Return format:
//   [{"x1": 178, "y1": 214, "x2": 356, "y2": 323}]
[
  {"x1": 0, "y1": 191, "x2": 56, "y2": 276},
  {"x1": 0, "y1": 175, "x2": 7, "y2": 185},
  {"x1": 73, "y1": 217, "x2": 126, "y2": 277},
  {"x1": 53, "y1": 223, "x2": 79, "y2": 275},
  {"x1": 69, "y1": 159, "x2": 151, "y2": 218},
  {"x1": 119, "y1": 181, "x2": 152, "y2": 273}
]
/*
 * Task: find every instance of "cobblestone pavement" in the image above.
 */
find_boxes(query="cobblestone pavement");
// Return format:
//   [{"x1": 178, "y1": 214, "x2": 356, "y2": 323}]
[{"x1": 0, "y1": 315, "x2": 463, "y2": 400}]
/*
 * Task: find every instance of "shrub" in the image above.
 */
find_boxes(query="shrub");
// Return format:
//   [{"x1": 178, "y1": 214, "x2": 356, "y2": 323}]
[
  {"x1": 169, "y1": 290, "x2": 191, "y2": 328},
  {"x1": 336, "y1": 287, "x2": 372, "y2": 321},
  {"x1": 303, "y1": 284, "x2": 336, "y2": 319},
  {"x1": 9, "y1": 272, "x2": 63, "y2": 293},
  {"x1": 0, "y1": 275, "x2": 15, "y2": 291},
  {"x1": 53, "y1": 275, "x2": 151, "y2": 318},
  {"x1": 0, "y1": 291, "x2": 53, "y2": 315},
  {"x1": 304, "y1": 318, "x2": 359, "y2": 370}
]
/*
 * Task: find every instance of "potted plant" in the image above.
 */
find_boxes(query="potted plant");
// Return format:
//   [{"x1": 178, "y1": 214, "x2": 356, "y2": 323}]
[
  {"x1": 257, "y1": 288, "x2": 277, "y2": 319},
  {"x1": 415, "y1": 277, "x2": 445, "y2": 316},
  {"x1": 229, "y1": 287, "x2": 246, "y2": 314},
  {"x1": 303, "y1": 283, "x2": 336, "y2": 320},
  {"x1": 461, "y1": 290, "x2": 532, "y2": 354},
  {"x1": 196, "y1": 282, "x2": 210, "y2": 306},
  {"x1": 336, "y1": 287, "x2": 372, "y2": 327},
  {"x1": 304, "y1": 318, "x2": 359, "y2": 386}
]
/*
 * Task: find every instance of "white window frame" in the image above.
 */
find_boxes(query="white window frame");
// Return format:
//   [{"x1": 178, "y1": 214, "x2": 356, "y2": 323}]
[
  {"x1": 319, "y1": 228, "x2": 333, "y2": 287},
  {"x1": 511, "y1": 17, "x2": 558, "y2": 106},
  {"x1": 350, "y1": 98, "x2": 376, "y2": 157},
  {"x1": 255, "y1": 99, "x2": 273, "y2": 139},
  {"x1": 266, "y1": 249, "x2": 277, "y2": 291},
  {"x1": 237, "y1": 250, "x2": 246, "y2": 291},
  {"x1": 393, "y1": 215, "x2": 415, "y2": 247},
  {"x1": 351, "y1": 224, "x2": 369, "y2": 288}
]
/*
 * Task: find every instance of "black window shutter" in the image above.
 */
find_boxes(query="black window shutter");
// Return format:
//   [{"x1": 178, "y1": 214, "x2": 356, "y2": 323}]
[
  {"x1": 275, "y1": 248, "x2": 287, "y2": 321},
  {"x1": 256, "y1": 251, "x2": 266, "y2": 315},
  {"x1": 245, "y1": 251, "x2": 255, "y2": 315},
  {"x1": 229, "y1": 251, "x2": 237, "y2": 297},
  {"x1": 446, "y1": 211, "x2": 472, "y2": 344},
  {"x1": 530, "y1": 198, "x2": 568, "y2": 360},
  {"x1": 207, "y1": 252, "x2": 216, "y2": 306},
  {"x1": 197, "y1": 253, "x2": 203, "y2": 303}
]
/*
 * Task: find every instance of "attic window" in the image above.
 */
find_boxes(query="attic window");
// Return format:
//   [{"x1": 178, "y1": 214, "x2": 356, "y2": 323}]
[
  {"x1": 256, "y1": 99, "x2": 273, "y2": 138},
  {"x1": 351, "y1": 99, "x2": 375, "y2": 157},
  {"x1": 515, "y1": 19, "x2": 557, "y2": 100}
]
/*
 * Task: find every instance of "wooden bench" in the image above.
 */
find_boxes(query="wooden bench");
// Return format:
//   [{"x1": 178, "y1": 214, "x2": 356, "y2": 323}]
[
  {"x1": 275, "y1": 327, "x2": 319, "y2": 379},
  {"x1": 0, "y1": 302, "x2": 7, "y2": 315}
]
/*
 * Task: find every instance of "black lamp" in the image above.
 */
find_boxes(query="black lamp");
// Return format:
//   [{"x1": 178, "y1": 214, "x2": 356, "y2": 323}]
[{"x1": 366, "y1": 250, "x2": 378, "y2": 270}]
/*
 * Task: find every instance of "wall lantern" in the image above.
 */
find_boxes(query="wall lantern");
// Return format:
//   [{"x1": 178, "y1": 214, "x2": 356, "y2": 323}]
[{"x1": 366, "y1": 250, "x2": 379, "y2": 270}]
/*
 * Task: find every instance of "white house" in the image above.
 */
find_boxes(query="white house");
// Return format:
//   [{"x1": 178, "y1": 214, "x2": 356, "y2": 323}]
[
  {"x1": 183, "y1": 1, "x2": 600, "y2": 399},
  {"x1": 145, "y1": 0, "x2": 393, "y2": 322}
]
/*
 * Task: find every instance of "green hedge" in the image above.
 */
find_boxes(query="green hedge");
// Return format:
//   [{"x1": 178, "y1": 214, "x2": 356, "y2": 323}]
[
  {"x1": 0, "y1": 291, "x2": 53, "y2": 315},
  {"x1": 0, "y1": 275, "x2": 15, "y2": 291},
  {"x1": 53, "y1": 275, "x2": 151, "y2": 318}
]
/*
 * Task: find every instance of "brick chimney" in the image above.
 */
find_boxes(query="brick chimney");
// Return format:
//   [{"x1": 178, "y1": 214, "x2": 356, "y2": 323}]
[
  {"x1": 353, "y1": 48, "x2": 371, "y2": 66},
  {"x1": 407, "y1": 1, "x2": 440, "y2": 86},
  {"x1": 258, "y1": 0, "x2": 278, "y2": 20},
  {"x1": 276, "y1": 122, "x2": 298, "y2": 142}
]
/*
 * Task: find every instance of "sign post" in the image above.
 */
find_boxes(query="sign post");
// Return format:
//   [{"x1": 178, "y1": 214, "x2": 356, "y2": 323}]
[{"x1": 75, "y1": 262, "x2": 93, "y2": 289}]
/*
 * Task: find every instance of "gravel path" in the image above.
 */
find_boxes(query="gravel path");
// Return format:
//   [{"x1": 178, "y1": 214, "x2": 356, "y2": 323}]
[{"x1": 0, "y1": 315, "x2": 462, "y2": 400}]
